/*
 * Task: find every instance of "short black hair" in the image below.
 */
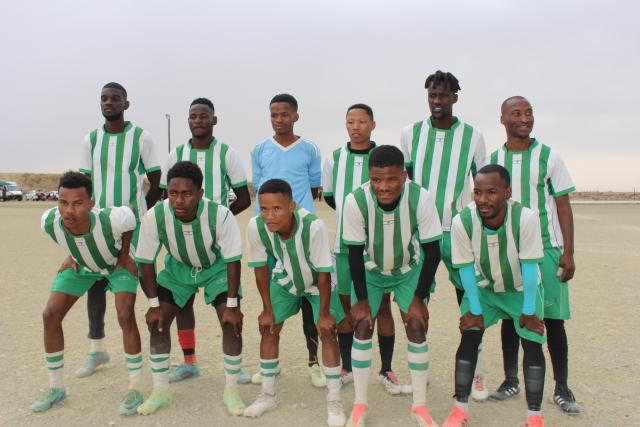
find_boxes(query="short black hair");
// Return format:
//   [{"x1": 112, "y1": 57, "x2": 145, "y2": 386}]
[
  {"x1": 190, "y1": 97, "x2": 215, "y2": 112},
  {"x1": 167, "y1": 161, "x2": 203, "y2": 189},
  {"x1": 477, "y1": 164, "x2": 511, "y2": 186},
  {"x1": 347, "y1": 103, "x2": 374, "y2": 120},
  {"x1": 270, "y1": 93, "x2": 298, "y2": 111},
  {"x1": 102, "y1": 82, "x2": 127, "y2": 98},
  {"x1": 258, "y1": 178, "x2": 293, "y2": 199},
  {"x1": 501, "y1": 95, "x2": 530, "y2": 113},
  {"x1": 58, "y1": 171, "x2": 92, "y2": 196},
  {"x1": 368, "y1": 145, "x2": 404, "y2": 169},
  {"x1": 424, "y1": 70, "x2": 461, "y2": 93}
]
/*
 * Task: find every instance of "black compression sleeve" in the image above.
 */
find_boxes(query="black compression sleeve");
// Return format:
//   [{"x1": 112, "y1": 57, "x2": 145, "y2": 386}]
[
  {"x1": 324, "y1": 195, "x2": 336, "y2": 210},
  {"x1": 415, "y1": 241, "x2": 441, "y2": 299},
  {"x1": 348, "y1": 244, "x2": 367, "y2": 300}
]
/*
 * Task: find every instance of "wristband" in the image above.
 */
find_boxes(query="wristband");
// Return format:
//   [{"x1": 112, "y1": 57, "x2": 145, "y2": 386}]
[
  {"x1": 227, "y1": 297, "x2": 238, "y2": 308},
  {"x1": 149, "y1": 297, "x2": 160, "y2": 308}
]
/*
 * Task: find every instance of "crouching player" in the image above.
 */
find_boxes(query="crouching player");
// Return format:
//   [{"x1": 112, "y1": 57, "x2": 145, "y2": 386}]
[
  {"x1": 33, "y1": 171, "x2": 144, "y2": 415},
  {"x1": 244, "y1": 179, "x2": 346, "y2": 426},
  {"x1": 135, "y1": 161, "x2": 246, "y2": 416},
  {"x1": 442, "y1": 164, "x2": 546, "y2": 427}
]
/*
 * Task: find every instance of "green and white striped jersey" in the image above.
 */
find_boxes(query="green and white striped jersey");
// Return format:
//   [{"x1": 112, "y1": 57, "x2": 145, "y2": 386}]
[
  {"x1": 321, "y1": 143, "x2": 376, "y2": 253},
  {"x1": 135, "y1": 199, "x2": 242, "y2": 268},
  {"x1": 490, "y1": 139, "x2": 575, "y2": 249},
  {"x1": 80, "y1": 122, "x2": 161, "y2": 219},
  {"x1": 41, "y1": 206, "x2": 136, "y2": 275},
  {"x1": 451, "y1": 200, "x2": 544, "y2": 292},
  {"x1": 247, "y1": 208, "x2": 333, "y2": 296},
  {"x1": 160, "y1": 138, "x2": 247, "y2": 206},
  {"x1": 401, "y1": 118, "x2": 486, "y2": 230},
  {"x1": 342, "y1": 181, "x2": 442, "y2": 276}
]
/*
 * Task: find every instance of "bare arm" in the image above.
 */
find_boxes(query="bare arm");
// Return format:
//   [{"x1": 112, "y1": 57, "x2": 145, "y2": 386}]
[
  {"x1": 145, "y1": 170, "x2": 162, "y2": 209},
  {"x1": 311, "y1": 187, "x2": 319, "y2": 200},
  {"x1": 555, "y1": 194, "x2": 575, "y2": 282},
  {"x1": 229, "y1": 186, "x2": 251, "y2": 216}
]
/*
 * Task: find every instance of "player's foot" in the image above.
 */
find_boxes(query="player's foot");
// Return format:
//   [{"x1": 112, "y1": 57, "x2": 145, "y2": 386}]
[
  {"x1": 31, "y1": 387, "x2": 66, "y2": 412},
  {"x1": 327, "y1": 399, "x2": 346, "y2": 427},
  {"x1": 489, "y1": 378, "x2": 520, "y2": 401},
  {"x1": 168, "y1": 363, "x2": 200, "y2": 383},
  {"x1": 75, "y1": 351, "x2": 110, "y2": 378},
  {"x1": 118, "y1": 389, "x2": 143, "y2": 416},
  {"x1": 470, "y1": 373, "x2": 489, "y2": 401},
  {"x1": 308, "y1": 363, "x2": 327, "y2": 388},
  {"x1": 379, "y1": 371, "x2": 402, "y2": 395},
  {"x1": 243, "y1": 392, "x2": 278, "y2": 418},
  {"x1": 223, "y1": 387, "x2": 246, "y2": 416},
  {"x1": 137, "y1": 389, "x2": 172, "y2": 415},
  {"x1": 553, "y1": 387, "x2": 581, "y2": 415},
  {"x1": 525, "y1": 414, "x2": 545, "y2": 427},
  {"x1": 401, "y1": 379, "x2": 413, "y2": 395},
  {"x1": 238, "y1": 368, "x2": 252, "y2": 385},
  {"x1": 346, "y1": 403, "x2": 368, "y2": 427},
  {"x1": 340, "y1": 369, "x2": 353, "y2": 386},
  {"x1": 442, "y1": 406, "x2": 468, "y2": 427},
  {"x1": 251, "y1": 367, "x2": 281, "y2": 384},
  {"x1": 411, "y1": 405, "x2": 438, "y2": 427}
]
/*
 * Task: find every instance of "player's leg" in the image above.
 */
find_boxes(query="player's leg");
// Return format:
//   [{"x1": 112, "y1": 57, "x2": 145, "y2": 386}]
[
  {"x1": 490, "y1": 319, "x2": 521, "y2": 400},
  {"x1": 76, "y1": 278, "x2": 110, "y2": 378},
  {"x1": 336, "y1": 253, "x2": 354, "y2": 385},
  {"x1": 171, "y1": 301, "x2": 199, "y2": 382},
  {"x1": 522, "y1": 338, "x2": 545, "y2": 427},
  {"x1": 301, "y1": 296, "x2": 325, "y2": 387},
  {"x1": 376, "y1": 293, "x2": 404, "y2": 395}
]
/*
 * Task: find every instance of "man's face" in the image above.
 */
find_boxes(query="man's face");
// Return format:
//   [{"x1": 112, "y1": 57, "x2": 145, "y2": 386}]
[
  {"x1": 188, "y1": 104, "x2": 217, "y2": 138},
  {"x1": 100, "y1": 87, "x2": 129, "y2": 122},
  {"x1": 259, "y1": 192, "x2": 296, "y2": 233},
  {"x1": 270, "y1": 102, "x2": 298, "y2": 136},
  {"x1": 473, "y1": 172, "x2": 511, "y2": 221},
  {"x1": 427, "y1": 83, "x2": 457, "y2": 121},
  {"x1": 167, "y1": 177, "x2": 203, "y2": 221},
  {"x1": 501, "y1": 98, "x2": 534, "y2": 139},
  {"x1": 346, "y1": 108, "x2": 376, "y2": 145},
  {"x1": 58, "y1": 187, "x2": 94, "y2": 229},
  {"x1": 369, "y1": 164, "x2": 407, "y2": 206}
]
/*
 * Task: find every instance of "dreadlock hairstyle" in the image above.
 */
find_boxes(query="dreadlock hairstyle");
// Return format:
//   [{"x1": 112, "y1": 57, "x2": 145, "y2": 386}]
[{"x1": 424, "y1": 70, "x2": 461, "y2": 93}]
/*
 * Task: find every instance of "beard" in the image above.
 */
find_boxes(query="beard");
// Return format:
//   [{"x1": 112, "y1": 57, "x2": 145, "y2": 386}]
[{"x1": 103, "y1": 111, "x2": 123, "y2": 122}]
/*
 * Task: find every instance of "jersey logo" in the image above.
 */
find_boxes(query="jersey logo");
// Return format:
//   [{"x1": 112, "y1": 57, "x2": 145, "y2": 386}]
[
  {"x1": 435, "y1": 135, "x2": 445, "y2": 144},
  {"x1": 487, "y1": 241, "x2": 499, "y2": 248},
  {"x1": 383, "y1": 218, "x2": 395, "y2": 226},
  {"x1": 74, "y1": 239, "x2": 86, "y2": 247},
  {"x1": 513, "y1": 158, "x2": 522, "y2": 165},
  {"x1": 183, "y1": 229, "x2": 193, "y2": 236}
]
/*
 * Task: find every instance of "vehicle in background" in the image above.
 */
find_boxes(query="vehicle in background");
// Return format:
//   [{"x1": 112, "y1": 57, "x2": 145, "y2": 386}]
[
  {"x1": 26, "y1": 189, "x2": 47, "y2": 201},
  {"x1": 0, "y1": 181, "x2": 24, "y2": 201},
  {"x1": 46, "y1": 191, "x2": 59, "y2": 201}
]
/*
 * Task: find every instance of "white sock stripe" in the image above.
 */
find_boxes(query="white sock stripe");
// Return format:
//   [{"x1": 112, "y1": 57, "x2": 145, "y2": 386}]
[
  {"x1": 45, "y1": 351, "x2": 64, "y2": 358},
  {"x1": 322, "y1": 365, "x2": 342, "y2": 376},
  {"x1": 353, "y1": 337, "x2": 373, "y2": 345},
  {"x1": 223, "y1": 353, "x2": 242, "y2": 361},
  {"x1": 407, "y1": 351, "x2": 429, "y2": 364},
  {"x1": 408, "y1": 340, "x2": 428, "y2": 349},
  {"x1": 47, "y1": 360, "x2": 64, "y2": 369},
  {"x1": 351, "y1": 348, "x2": 373, "y2": 361}
]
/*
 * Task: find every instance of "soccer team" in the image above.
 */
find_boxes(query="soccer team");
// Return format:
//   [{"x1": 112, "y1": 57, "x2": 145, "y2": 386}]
[{"x1": 32, "y1": 70, "x2": 580, "y2": 427}]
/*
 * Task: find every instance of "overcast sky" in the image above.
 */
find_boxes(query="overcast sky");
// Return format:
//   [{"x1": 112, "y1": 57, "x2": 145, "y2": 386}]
[{"x1": 1, "y1": 0, "x2": 638, "y2": 190}]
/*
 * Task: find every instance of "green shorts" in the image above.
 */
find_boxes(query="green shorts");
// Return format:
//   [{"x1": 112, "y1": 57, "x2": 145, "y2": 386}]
[
  {"x1": 157, "y1": 254, "x2": 236, "y2": 309},
  {"x1": 270, "y1": 281, "x2": 345, "y2": 325},
  {"x1": 440, "y1": 231, "x2": 463, "y2": 290},
  {"x1": 351, "y1": 266, "x2": 421, "y2": 318},
  {"x1": 460, "y1": 286, "x2": 547, "y2": 344},
  {"x1": 51, "y1": 267, "x2": 138, "y2": 297},
  {"x1": 333, "y1": 253, "x2": 353, "y2": 296},
  {"x1": 541, "y1": 247, "x2": 570, "y2": 320}
]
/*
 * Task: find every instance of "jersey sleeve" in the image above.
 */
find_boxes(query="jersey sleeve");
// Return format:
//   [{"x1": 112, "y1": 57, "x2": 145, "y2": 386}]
[
  {"x1": 251, "y1": 144, "x2": 263, "y2": 190},
  {"x1": 308, "y1": 141, "x2": 322, "y2": 188},
  {"x1": 40, "y1": 208, "x2": 55, "y2": 233},
  {"x1": 309, "y1": 219, "x2": 333, "y2": 272},
  {"x1": 548, "y1": 151, "x2": 575, "y2": 197},
  {"x1": 518, "y1": 209, "x2": 544, "y2": 263},
  {"x1": 247, "y1": 217, "x2": 269, "y2": 267},
  {"x1": 451, "y1": 214, "x2": 475, "y2": 268},
  {"x1": 108, "y1": 206, "x2": 137, "y2": 236},
  {"x1": 341, "y1": 194, "x2": 366, "y2": 245},
  {"x1": 471, "y1": 132, "x2": 487, "y2": 177},
  {"x1": 134, "y1": 209, "x2": 162, "y2": 264},
  {"x1": 225, "y1": 147, "x2": 248, "y2": 188},
  {"x1": 400, "y1": 124, "x2": 413, "y2": 167},
  {"x1": 321, "y1": 154, "x2": 335, "y2": 196},
  {"x1": 215, "y1": 206, "x2": 243, "y2": 262},
  {"x1": 159, "y1": 150, "x2": 177, "y2": 190},
  {"x1": 416, "y1": 189, "x2": 443, "y2": 243},
  {"x1": 79, "y1": 133, "x2": 93, "y2": 174},
  {"x1": 139, "y1": 131, "x2": 162, "y2": 174}
]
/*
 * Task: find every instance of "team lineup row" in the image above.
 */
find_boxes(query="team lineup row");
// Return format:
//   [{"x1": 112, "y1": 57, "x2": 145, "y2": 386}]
[{"x1": 32, "y1": 71, "x2": 579, "y2": 427}]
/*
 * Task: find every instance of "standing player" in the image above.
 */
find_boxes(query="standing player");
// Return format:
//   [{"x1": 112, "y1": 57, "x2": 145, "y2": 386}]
[
  {"x1": 160, "y1": 97, "x2": 251, "y2": 383},
  {"x1": 323, "y1": 103, "x2": 406, "y2": 393},
  {"x1": 32, "y1": 172, "x2": 145, "y2": 415},
  {"x1": 135, "y1": 161, "x2": 246, "y2": 416},
  {"x1": 442, "y1": 164, "x2": 547, "y2": 427},
  {"x1": 251, "y1": 93, "x2": 325, "y2": 387},
  {"x1": 76, "y1": 82, "x2": 162, "y2": 378},
  {"x1": 400, "y1": 70, "x2": 488, "y2": 399},
  {"x1": 489, "y1": 96, "x2": 580, "y2": 414},
  {"x1": 342, "y1": 146, "x2": 442, "y2": 427},
  {"x1": 244, "y1": 179, "x2": 346, "y2": 426}
]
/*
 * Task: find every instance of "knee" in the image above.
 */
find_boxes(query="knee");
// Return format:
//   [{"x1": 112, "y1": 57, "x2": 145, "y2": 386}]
[
  {"x1": 116, "y1": 304, "x2": 136, "y2": 328},
  {"x1": 354, "y1": 319, "x2": 373, "y2": 340},
  {"x1": 404, "y1": 317, "x2": 425, "y2": 343},
  {"x1": 42, "y1": 306, "x2": 62, "y2": 327},
  {"x1": 260, "y1": 329, "x2": 280, "y2": 344}
]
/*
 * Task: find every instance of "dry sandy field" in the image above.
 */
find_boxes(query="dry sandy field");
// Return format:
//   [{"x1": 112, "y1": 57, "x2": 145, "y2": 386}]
[{"x1": 0, "y1": 202, "x2": 638, "y2": 427}]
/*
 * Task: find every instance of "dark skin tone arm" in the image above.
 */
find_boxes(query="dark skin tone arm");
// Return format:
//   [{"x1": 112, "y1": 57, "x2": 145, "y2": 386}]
[
  {"x1": 255, "y1": 265, "x2": 276, "y2": 335},
  {"x1": 406, "y1": 241, "x2": 441, "y2": 331},
  {"x1": 145, "y1": 170, "x2": 162, "y2": 209},
  {"x1": 114, "y1": 230, "x2": 137, "y2": 276},
  {"x1": 555, "y1": 194, "x2": 575, "y2": 282},
  {"x1": 324, "y1": 195, "x2": 336, "y2": 210},
  {"x1": 140, "y1": 263, "x2": 163, "y2": 333},
  {"x1": 229, "y1": 185, "x2": 251, "y2": 215},
  {"x1": 311, "y1": 187, "x2": 319, "y2": 200},
  {"x1": 220, "y1": 260, "x2": 243, "y2": 336},
  {"x1": 406, "y1": 166, "x2": 413, "y2": 181}
]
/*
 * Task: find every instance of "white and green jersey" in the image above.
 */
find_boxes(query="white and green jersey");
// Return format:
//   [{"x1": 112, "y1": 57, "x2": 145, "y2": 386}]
[
  {"x1": 490, "y1": 139, "x2": 575, "y2": 249},
  {"x1": 321, "y1": 142, "x2": 376, "y2": 253},
  {"x1": 401, "y1": 118, "x2": 486, "y2": 230},
  {"x1": 160, "y1": 138, "x2": 247, "y2": 206},
  {"x1": 80, "y1": 122, "x2": 161, "y2": 219},
  {"x1": 247, "y1": 208, "x2": 333, "y2": 296},
  {"x1": 41, "y1": 206, "x2": 136, "y2": 275},
  {"x1": 135, "y1": 199, "x2": 242, "y2": 268},
  {"x1": 451, "y1": 200, "x2": 544, "y2": 292},
  {"x1": 342, "y1": 181, "x2": 442, "y2": 276}
]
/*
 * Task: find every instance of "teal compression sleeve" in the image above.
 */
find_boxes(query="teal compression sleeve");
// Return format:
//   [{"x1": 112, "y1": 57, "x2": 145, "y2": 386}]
[
  {"x1": 459, "y1": 265, "x2": 482, "y2": 315},
  {"x1": 521, "y1": 262, "x2": 538, "y2": 315}
]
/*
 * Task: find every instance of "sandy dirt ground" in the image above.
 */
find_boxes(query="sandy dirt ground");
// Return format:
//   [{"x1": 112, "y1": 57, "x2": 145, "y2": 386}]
[{"x1": 0, "y1": 202, "x2": 638, "y2": 427}]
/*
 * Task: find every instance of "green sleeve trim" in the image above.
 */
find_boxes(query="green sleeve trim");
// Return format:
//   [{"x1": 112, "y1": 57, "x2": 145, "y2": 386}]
[
  {"x1": 323, "y1": 191, "x2": 334, "y2": 196},
  {"x1": 145, "y1": 166, "x2": 161, "y2": 174},
  {"x1": 223, "y1": 254, "x2": 243, "y2": 263},
  {"x1": 520, "y1": 257, "x2": 544, "y2": 264},
  {"x1": 134, "y1": 257, "x2": 156, "y2": 264},
  {"x1": 230, "y1": 181, "x2": 247, "y2": 189},
  {"x1": 404, "y1": 162, "x2": 412, "y2": 167},
  {"x1": 315, "y1": 267, "x2": 333, "y2": 273},
  {"x1": 554, "y1": 186, "x2": 576, "y2": 197},
  {"x1": 343, "y1": 239, "x2": 366, "y2": 245},
  {"x1": 452, "y1": 261, "x2": 475, "y2": 269},
  {"x1": 248, "y1": 261, "x2": 268, "y2": 267},
  {"x1": 419, "y1": 234, "x2": 442, "y2": 244},
  {"x1": 79, "y1": 168, "x2": 92, "y2": 174},
  {"x1": 159, "y1": 183, "x2": 167, "y2": 189}
]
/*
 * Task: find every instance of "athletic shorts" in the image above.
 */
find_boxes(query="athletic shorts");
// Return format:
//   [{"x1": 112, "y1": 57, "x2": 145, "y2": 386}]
[
  {"x1": 351, "y1": 266, "x2": 421, "y2": 318},
  {"x1": 51, "y1": 267, "x2": 138, "y2": 297},
  {"x1": 332, "y1": 253, "x2": 352, "y2": 296},
  {"x1": 157, "y1": 254, "x2": 238, "y2": 309},
  {"x1": 541, "y1": 247, "x2": 571, "y2": 320},
  {"x1": 270, "y1": 280, "x2": 345, "y2": 325},
  {"x1": 460, "y1": 286, "x2": 547, "y2": 344}
]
